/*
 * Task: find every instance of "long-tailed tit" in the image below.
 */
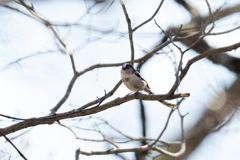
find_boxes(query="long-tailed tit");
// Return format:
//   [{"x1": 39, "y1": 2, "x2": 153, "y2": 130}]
[{"x1": 121, "y1": 63, "x2": 176, "y2": 109}]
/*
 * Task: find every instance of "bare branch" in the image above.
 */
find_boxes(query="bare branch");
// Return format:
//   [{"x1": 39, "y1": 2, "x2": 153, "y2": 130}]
[
  {"x1": 154, "y1": 20, "x2": 184, "y2": 93},
  {"x1": 50, "y1": 74, "x2": 79, "y2": 114},
  {"x1": 154, "y1": 20, "x2": 183, "y2": 53},
  {"x1": 182, "y1": 0, "x2": 215, "y2": 54},
  {"x1": 78, "y1": 80, "x2": 122, "y2": 110},
  {"x1": 12, "y1": 0, "x2": 79, "y2": 113},
  {"x1": 180, "y1": 42, "x2": 240, "y2": 82},
  {"x1": 119, "y1": 0, "x2": 134, "y2": 65},
  {"x1": 211, "y1": 109, "x2": 237, "y2": 132},
  {"x1": 77, "y1": 142, "x2": 186, "y2": 157},
  {"x1": 69, "y1": 116, "x2": 181, "y2": 145},
  {"x1": 133, "y1": 0, "x2": 165, "y2": 32},
  {"x1": 1, "y1": 50, "x2": 59, "y2": 72},
  {"x1": 0, "y1": 130, "x2": 27, "y2": 160},
  {"x1": 167, "y1": 0, "x2": 216, "y2": 95},
  {"x1": 77, "y1": 145, "x2": 150, "y2": 155},
  {"x1": 0, "y1": 92, "x2": 189, "y2": 136},
  {"x1": 150, "y1": 98, "x2": 185, "y2": 146},
  {"x1": 150, "y1": 110, "x2": 174, "y2": 147},
  {"x1": 209, "y1": 25, "x2": 240, "y2": 36},
  {"x1": 0, "y1": 113, "x2": 29, "y2": 121}
]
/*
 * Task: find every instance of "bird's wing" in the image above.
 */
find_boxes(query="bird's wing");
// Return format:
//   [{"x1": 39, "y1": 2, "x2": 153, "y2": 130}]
[{"x1": 134, "y1": 71, "x2": 151, "y2": 89}]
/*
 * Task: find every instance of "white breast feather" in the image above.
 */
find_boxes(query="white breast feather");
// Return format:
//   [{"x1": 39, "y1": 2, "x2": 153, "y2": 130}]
[{"x1": 121, "y1": 71, "x2": 147, "y2": 92}]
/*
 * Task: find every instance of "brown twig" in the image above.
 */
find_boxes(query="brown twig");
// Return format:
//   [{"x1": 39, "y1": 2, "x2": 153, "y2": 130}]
[
  {"x1": 150, "y1": 110, "x2": 174, "y2": 147},
  {"x1": 50, "y1": 74, "x2": 79, "y2": 114},
  {"x1": 78, "y1": 80, "x2": 122, "y2": 110},
  {"x1": 182, "y1": 0, "x2": 215, "y2": 54},
  {"x1": 119, "y1": 0, "x2": 134, "y2": 65},
  {"x1": 150, "y1": 98, "x2": 185, "y2": 146},
  {"x1": 132, "y1": 0, "x2": 165, "y2": 32},
  {"x1": 14, "y1": 0, "x2": 78, "y2": 113},
  {"x1": 0, "y1": 113, "x2": 29, "y2": 121},
  {"x1": 209, "y1": 25, "x2": 240, "y2": 35},
  {"x1": 167, "y1": 0, "x2": 216, "y2": 95},
  {"x1": 154, "y1": 21, "x2": 184, "y2": 94}
]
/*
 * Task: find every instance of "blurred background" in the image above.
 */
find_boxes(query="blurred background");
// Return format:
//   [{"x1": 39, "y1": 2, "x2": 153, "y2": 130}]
[{"x1": 0, "y1": 0, "x2": 240, "y2": 159}]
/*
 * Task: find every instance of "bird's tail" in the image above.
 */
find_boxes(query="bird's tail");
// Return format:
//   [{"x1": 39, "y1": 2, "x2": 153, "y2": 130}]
[{"x1": 144, "y1": 88, "x2": 176, "y2": 110}]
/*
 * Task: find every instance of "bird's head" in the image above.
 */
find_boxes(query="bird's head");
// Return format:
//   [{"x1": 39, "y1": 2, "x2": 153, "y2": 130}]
[{"x1": 121, "y1": 63, "x2": 135, "y2": 74}]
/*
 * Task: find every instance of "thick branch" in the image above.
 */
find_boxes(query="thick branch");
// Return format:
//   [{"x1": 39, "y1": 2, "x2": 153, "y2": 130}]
[{"x1": 0, "y1": 93, "x2": 189, "y2": 136}]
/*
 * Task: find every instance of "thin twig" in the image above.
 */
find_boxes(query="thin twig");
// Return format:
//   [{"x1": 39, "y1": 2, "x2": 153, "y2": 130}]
[
  {"x1": 150, "y1": 98, "x2": 185, "y2": 147},
  {"x1": 78, "y1": 80, "x2": 122, "y2": 110},
  {"x1": 133, "y1": 0, "x2": 165, "y2": 32},
  {"x1": 182, "y1": 0, "x2": 215, "y2": 54},
  {"x1": 209, "y1": 25, "x2": 240, "y2": 35},
  {"x1": 119, "y1": 0, "x2": 134, "y2": 65},
  {"x1": 15, "y1": 0, "x2": 78, "y2": 113},
  {"x1": 150, "y1": 110, "x2": 174, "y2": 147},
  {"x1": 51, "y1": 74, "x2": 79, "y2": 114},
  {"x1": 0, "y1": 113, "x2": 28, "y2": 121},
  {"x1": 0, "y1": 130, "x2": 28, "y2": 160},
  {"x1": 167, "y1": 0, "x2": 216, "y2": 95}
]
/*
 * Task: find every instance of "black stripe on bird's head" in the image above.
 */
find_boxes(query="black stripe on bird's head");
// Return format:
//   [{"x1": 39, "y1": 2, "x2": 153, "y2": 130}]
[{"x1": 122, "y1": 63, "x2": 133, "y2": 70}]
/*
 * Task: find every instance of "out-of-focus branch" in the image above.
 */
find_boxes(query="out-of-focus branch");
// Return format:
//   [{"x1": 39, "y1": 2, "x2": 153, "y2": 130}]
[
  {"x1": 175, "y1": 0, "x2": 200, "y2": 18},
  {"x1": 0, "y1": 130, "x2": 27, "y2": 160},
  {"x1": 168, "y1": 1, "x2": 240, "y2": 42},
  {"x1": 76, "y1": 99, "x2": 187, "y2": 158},
  {"x1": 1, "y1": 50, "x2": 59, "y2": 72},
  {"x1": 150, "y1": 110, "x2": 174, "y2": 147},
  {"x1": 13, "y1": 0, "x2": 78, "y2": 114},
  {"x1": 59, "y1": 116, "x2": 181, "y2": 145},
  {"x1": 151, "y1": 98, "x2": 185, "y2": 147}
]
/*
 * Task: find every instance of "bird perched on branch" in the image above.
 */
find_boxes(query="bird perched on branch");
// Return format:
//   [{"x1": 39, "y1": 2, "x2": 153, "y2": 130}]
[{"x1": 121, "y1": 63, "x2": 176, "y2": 110}]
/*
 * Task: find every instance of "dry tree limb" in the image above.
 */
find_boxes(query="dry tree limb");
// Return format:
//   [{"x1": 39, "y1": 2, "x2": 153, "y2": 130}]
[
  {"x1": 167, "y1": 0, "x2": 216, "y2": 95},
  {"x1": 12, "y1": 0, "x2": 77, "y2": 113},
  {"x1": 132, "y1": 0, "x2": 165, "y2": 32},
  {"x1": 119, "y1": 0, "x2": 134, "y2": 65},
  {"x1": 75, "y1": 99, "x2": 187, "y2": 158},
  {"x1": 1, "y1": 40, "x2": 239, "y2": 136},
  {"x1": 0, "y1": 92, "x2": 189, "y2": 136},
  {"x1": 59, "y1": 116, "x2": 182, "y2": 145}
]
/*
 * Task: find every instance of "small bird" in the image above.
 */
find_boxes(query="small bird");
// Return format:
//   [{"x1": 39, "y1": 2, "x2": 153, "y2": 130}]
[{"x1": 121, "y1": 63, "x2": 176, "y2": 110}]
